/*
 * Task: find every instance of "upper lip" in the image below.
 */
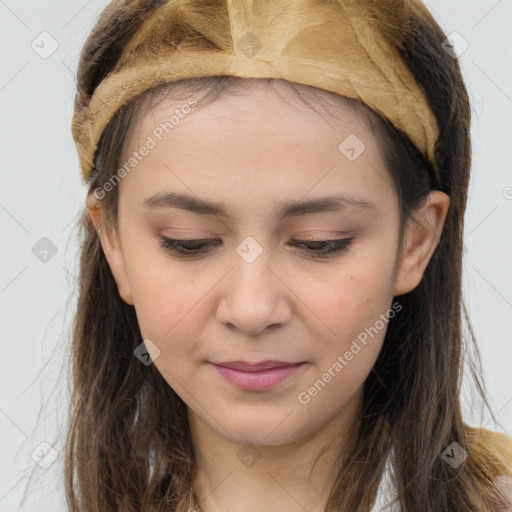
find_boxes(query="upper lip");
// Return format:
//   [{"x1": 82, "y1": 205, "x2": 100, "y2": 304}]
[{"x1": 212, "y1": 360, "x2": 303, "y2": 372}]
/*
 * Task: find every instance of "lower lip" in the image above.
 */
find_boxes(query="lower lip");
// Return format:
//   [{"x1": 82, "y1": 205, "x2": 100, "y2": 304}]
[{"x1": 211, "y1": 363, "x2": 304, "y2": 391}]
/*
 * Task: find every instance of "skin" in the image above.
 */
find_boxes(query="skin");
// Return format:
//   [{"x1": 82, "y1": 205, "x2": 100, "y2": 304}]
[{"x1": 86, "y1": 79, "x2": 450, "y2": 512}]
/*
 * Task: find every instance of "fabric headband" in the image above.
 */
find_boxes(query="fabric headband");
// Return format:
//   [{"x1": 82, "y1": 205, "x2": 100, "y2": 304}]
[{"x1": 71, "y1": 0, "x2": 440, "y2": 184}]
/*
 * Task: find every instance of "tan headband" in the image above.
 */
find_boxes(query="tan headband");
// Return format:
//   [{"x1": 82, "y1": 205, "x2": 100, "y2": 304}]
[{"x1": 72, "y1": 0, "x2": 440, "y2": 184}]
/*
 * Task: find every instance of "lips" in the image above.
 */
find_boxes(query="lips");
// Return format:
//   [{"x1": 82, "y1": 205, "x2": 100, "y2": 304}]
[
  {"x1": 210, "y1": 360, "x2": 305, "y2": 391},
  {"x1": 213, "y1": 360, "x2": 301, "y2": 372}
]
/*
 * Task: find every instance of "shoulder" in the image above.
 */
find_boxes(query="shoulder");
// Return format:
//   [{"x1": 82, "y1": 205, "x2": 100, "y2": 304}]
[
  {"x1": 464, "y1": 426, "x2": 512, "y2": 510},
  {"x1": 464, "y1": 426, "x2": 512, "y2": 471},
  {"x1": 495, "y1": 474, "x2": 512, "y2": 511}
]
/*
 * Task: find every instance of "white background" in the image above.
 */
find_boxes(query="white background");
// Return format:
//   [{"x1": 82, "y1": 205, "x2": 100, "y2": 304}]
[{"x1": 0, "y1": 1, "x2": 511, "y2": 510}]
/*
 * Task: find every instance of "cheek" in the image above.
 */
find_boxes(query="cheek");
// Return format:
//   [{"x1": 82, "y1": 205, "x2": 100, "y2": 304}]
[
  {"x1": 304, "y1": 264, "x2": 395, "y2": 344},
  {"x1": 133, "y1": 277, "x2": 206, "y2": 344},
  {"x1": 296, "y1": 276, "x2": 393, "y2": 415},
  {"x1": 130, "y1": 275, "x2": 212, "y2": 390},
  {"x1": 297, "y1": 262, "x2": 396, "y2": 403},
  {"x1": 122, "y1": 242, "x2": 208, "y2": 347}
]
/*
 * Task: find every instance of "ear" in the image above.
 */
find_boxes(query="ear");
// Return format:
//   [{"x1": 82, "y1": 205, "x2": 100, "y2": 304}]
[
  {"x1": 86, "y1": 193, "x2": 134, "y2": 306},
  {"x1": 393, "y1": 190, "x2": 450, "y2": 296}
]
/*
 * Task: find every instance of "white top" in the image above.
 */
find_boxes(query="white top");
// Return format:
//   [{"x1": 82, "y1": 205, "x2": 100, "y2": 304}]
[
  {"x1": 370, "y1": 451, "x2": 400, "y2": 512},
  {"x1": 370, "y1": 456, "x2": 512, "y2": 511}
]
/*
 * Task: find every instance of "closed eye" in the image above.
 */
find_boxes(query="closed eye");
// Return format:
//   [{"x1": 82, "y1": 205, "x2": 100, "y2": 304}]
[{"x1": 158, "y1": 236, "x2": 354, "y2": 258}]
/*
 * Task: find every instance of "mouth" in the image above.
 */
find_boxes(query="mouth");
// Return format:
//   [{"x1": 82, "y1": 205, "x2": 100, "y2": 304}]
[
  {"x1": 210, "y1": 360, "x2": 305, "y2": 391},
  {"x1": 213, "y1": 360, "x2": 303, "y2": 371}
]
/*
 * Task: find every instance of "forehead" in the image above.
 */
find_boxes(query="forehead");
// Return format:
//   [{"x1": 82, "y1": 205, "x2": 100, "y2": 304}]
[
  {"x1": 138, "y1": 78, "x2": 368, "y2": 133},
  {"x1": 118, "y1": 79, "x2": 395, "y2": 218}
]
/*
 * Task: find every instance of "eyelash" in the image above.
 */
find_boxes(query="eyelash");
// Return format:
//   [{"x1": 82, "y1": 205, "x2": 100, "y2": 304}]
[{"x1": 158, "y1": 236, "x2": 354, "y2": 258}]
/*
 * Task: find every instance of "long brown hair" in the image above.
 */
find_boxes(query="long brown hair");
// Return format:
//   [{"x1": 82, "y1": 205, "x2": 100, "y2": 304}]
[{"x1": 63, "y1": 1, "x2": 512, "y2": 510}]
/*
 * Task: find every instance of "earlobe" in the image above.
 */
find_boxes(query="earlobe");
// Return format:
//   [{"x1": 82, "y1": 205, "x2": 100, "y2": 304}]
[
  {"x1": 86, "y1": 193, "x2": 134, "y2": 306},
  {"x1": 393, "y1": 190, "x2": 450, "y2": 296}
]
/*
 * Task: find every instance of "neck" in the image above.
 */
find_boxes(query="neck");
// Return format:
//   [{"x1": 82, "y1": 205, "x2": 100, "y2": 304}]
[{"x1": 188, "y1": 391, "x2": 362, "y2": 512}]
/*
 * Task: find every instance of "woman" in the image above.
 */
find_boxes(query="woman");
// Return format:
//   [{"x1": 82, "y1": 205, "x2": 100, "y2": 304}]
[{"x1": 67, "y1": 0, "x2": 512, "y2": 510}]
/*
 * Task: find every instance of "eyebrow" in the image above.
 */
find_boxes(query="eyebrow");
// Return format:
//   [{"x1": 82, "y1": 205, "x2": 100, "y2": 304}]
[{"x1": 142, "y1": 191, "x2": 380, "y2": 220}]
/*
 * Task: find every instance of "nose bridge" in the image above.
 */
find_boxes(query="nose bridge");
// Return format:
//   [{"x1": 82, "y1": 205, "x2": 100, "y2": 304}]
[
  {"x1": 231, "y1": 234, "x2": 277, "y2": 301},
  {"x1": 218, "y1": 234, "x2": 290, "y2": 334}
]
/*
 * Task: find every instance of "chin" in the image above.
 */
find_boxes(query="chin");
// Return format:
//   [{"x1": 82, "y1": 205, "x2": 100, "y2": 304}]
[{"x1": 218, "y1": 412, "x2": 311, "y2": 447}]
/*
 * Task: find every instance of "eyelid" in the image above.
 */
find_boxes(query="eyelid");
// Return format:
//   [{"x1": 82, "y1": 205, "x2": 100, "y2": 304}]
[
  {"x1": 159, "y1": 230, "x2": 350, "y2": 239},
  {"x1": 292, "y1": 231, "x2": 350, "y2": 240},
  {"x1": 158, "y1": 234, "x2": 355, "y2": 258}
]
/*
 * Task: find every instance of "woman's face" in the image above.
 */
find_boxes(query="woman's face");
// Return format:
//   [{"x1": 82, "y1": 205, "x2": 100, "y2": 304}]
[{"x1": 91, "y1": 79, "x2": 447, "y2": 447}]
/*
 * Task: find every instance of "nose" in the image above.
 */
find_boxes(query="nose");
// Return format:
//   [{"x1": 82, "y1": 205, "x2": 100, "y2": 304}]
[{"x1": 215, "y1": 248, "x2": 292, "y2": 336}]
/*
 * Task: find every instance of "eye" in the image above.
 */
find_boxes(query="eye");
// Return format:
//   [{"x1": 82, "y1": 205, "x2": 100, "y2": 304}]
[
  {"x1": 159, "y1": 236, "x2": 354, "y2": 258},
  {"x1": 289, "y1": 237, "x2": 354, "y2": 257},
  {"x1": 158, "y1": 237, "x2": 219, "y2": 256}
]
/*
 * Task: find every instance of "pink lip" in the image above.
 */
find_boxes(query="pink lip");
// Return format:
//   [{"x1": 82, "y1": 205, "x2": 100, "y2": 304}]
[
  {"x1": 214, "y1": 360, "x2": 301, "y2": 371},
  {"x1": 211, "y1": 361, "x2": 304, "y2": 391}
]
